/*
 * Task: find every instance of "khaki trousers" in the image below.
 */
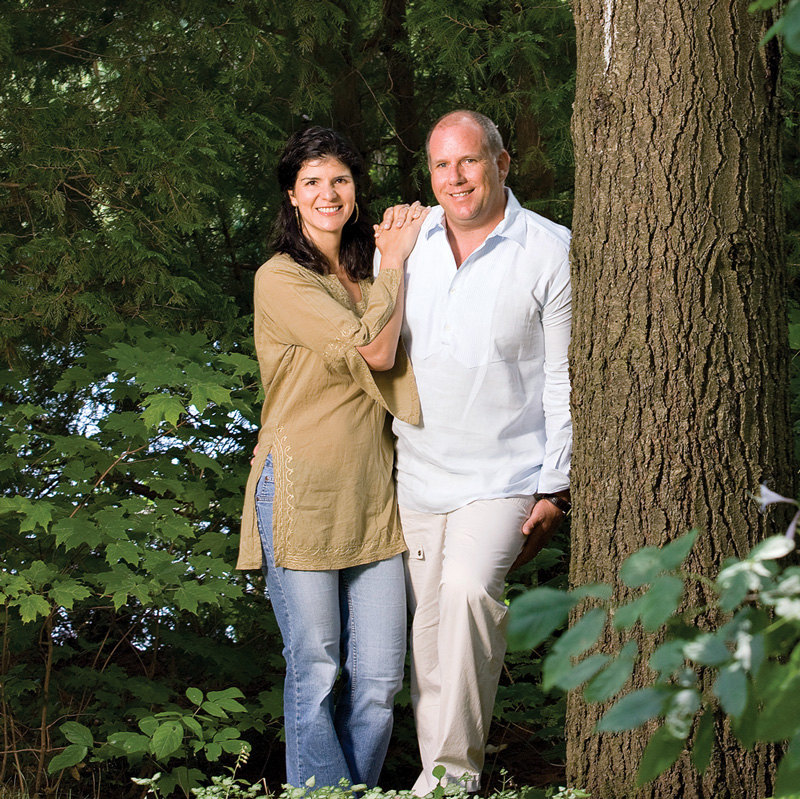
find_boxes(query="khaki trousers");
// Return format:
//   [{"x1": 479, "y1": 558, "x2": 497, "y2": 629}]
[{"x1": 400, "y1": 497, "x2": 535, "y2": 795}]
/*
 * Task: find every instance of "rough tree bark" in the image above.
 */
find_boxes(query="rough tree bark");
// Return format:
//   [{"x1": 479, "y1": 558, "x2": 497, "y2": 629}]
[{"x1": 567, "y1": 0, "x2": 788, "y2": 796}]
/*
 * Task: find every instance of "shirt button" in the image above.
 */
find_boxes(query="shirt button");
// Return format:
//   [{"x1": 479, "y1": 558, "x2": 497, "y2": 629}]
[
  {"x1": 445, "y1": 324, "x2": 451, "y2": 331},
  {"x1": 449, "y1": 288, "x2": 456, "y2": 295}
]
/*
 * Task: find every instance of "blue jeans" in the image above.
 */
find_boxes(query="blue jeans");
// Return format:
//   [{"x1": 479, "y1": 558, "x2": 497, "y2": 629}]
[{"x1": 256, "y1": 458, "x2": 406, "y2": 788}]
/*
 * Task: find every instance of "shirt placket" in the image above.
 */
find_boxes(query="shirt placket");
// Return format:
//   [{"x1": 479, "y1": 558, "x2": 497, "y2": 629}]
[
  {"x1": 440, "y1": 235, "x2": 497, "y2": 349},
  {"x1": 441, "y1": 264, "x2": 467, "y2": 350}
]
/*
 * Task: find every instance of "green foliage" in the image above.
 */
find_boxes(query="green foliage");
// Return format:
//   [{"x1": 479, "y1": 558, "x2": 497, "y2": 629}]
[
  {"x1": 0, "y1": 0, "x2": 578, "y2": 368},
  {"x1": 1, "y1": 323, "x2": 285, "y2": 796},
  {"x1": 750, "y1": 0, "x2": 800, "y2": 53},
  {"x1": 0, "y1": 2, "x2": 289, "y2": 357},
  {"x1": 183, "y1": 763, "x2": 590, "y2": 799},
  {"x1": 47, "y1": 686, "x2": 252, "y2": 795},
  {"x1": 509, "y1": 512, "x2": 800, "y2": 797}
]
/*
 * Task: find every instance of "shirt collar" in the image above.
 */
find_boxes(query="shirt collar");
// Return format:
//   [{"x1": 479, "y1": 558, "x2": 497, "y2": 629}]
[{"x1": 424, "y1": 188, "x2": 528, "y2": 249}]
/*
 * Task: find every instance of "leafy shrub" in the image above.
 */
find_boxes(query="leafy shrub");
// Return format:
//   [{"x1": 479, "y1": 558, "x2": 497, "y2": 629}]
[
  {"x1": 0, "y1": 322, "x2": 284, "y2": 797},
  {"x1": 508, "y1": 486, "x2": 800, "y2": 798}
]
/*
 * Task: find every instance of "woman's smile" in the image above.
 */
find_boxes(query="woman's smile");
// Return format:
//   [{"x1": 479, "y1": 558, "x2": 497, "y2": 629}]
[{"x1": 289, "y1": 157, "x2": 356, "y2": 245}]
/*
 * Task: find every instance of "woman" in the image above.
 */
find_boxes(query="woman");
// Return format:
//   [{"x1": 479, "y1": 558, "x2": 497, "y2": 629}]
[{"x1": 238, "y1": 127, "x2": 427, "y2": 789}]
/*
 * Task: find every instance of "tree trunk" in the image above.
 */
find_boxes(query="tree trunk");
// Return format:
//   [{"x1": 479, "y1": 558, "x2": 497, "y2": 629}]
[{"x1": 567, "y1": 0, "x2": 788, "y2": 795}]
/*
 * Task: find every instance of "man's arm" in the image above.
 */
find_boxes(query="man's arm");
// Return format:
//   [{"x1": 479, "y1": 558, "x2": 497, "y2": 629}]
[{"x1": 511, "y1": 250, "x2": 573, "y2": 573}]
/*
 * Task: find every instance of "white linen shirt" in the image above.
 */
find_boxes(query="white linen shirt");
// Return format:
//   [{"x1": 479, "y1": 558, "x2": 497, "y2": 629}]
[{"x1": 377, "y1": 189, "x2": 572, "y2": 514}]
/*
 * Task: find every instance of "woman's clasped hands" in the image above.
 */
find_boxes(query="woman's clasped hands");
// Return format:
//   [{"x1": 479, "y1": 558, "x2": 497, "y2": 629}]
[{"x1": 374, "y1": 201, "x2": 430, "y2": 263}]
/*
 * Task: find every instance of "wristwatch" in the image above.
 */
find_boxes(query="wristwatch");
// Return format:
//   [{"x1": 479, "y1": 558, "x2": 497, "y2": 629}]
[{"x1": 535, "y1": 493, "x2": 572, "y2": 515}]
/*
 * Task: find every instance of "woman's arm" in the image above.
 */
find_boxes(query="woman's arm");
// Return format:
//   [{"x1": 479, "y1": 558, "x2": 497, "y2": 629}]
[{"x1": 356, "y1": 203, "x2": 428, "y2": 371}]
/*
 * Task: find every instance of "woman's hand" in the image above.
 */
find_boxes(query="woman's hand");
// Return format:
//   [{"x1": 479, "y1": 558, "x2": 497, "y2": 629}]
[{"x1": 374, "y1": 202, "x2": 429, "y2": 266}]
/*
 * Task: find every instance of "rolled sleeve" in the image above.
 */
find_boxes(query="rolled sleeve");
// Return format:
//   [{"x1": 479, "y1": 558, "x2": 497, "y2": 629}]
[
  {"x1": 258, "y1": 265, "x2": 402, "y2": 370},
  {"x1": 256, "y1": 261, "x2": 418, "y2": 424}
]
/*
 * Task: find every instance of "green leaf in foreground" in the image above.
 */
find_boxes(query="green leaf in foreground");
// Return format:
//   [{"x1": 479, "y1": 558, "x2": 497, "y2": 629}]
[
  {"x1": 755, "y1": 669, "x2": 800, "y2": 741},
  {"x1": 61, "y1": 721, "x2": 94, "y2": 747},
  {"x1": 48, "y1": 744, "x2": 88, "y2": 773},
  {"x1": 584, "y1": 640, "x2": 638, "y2": 702},
  {"x1": 142, "y1": 394, "x2": 186, "y2": 428},
  {"x1": 691, "y1": 710, "x2": 715, "y2": 773},
  {"x1": 186, "y1": 686, "x2": 204, "y2": 706},
  {"x1": 649, "y1": 640, "x2": 686, "y2": 679},
  {"x1": 544, "y1": 652, "x2": 610, "y2": 692},
  {"x1": 774, "y1": 730, "x2": 800, "y2": 798},
  {"x1": 597, "y1": 687, "x2": 670, "y2": 732},
  {"x1": 714, "y1": 663, "x2": 748, "y2": 718},
  {"x1": 636, "y1": 725, "x2": 686, "y2": 785},
  {"x1": 620, "y1": 529, "x2": 697, "y2": 588},
  {"x1": 683, "y1": 634, "x2": 731, "y2": 667},
  {"x1": 49, "y1": 580, "x2": 92, "y2": 610},
  {"x1": 11, "y1": 593, "x2": 51, "y2": 623},
  {"x1": 551, "y1": 607, "x2": 607, "y2": 660},
  {"x1": 508, "y1": 583, "x2": 610, "y2": 651},
  {"x1": 149, "y1": 721, "x2": 184, "y2": 760},
  {"x1": 507, "y1": 587, "x2": 577, "y2": 651}
]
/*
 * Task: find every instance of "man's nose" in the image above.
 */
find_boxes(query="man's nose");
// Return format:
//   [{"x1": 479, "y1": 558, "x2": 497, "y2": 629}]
[{"x1": 447, "y1": 165, "x2": 465, "y2": 184}]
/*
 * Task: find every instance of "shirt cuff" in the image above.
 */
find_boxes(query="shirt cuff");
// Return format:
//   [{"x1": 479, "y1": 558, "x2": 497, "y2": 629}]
[{"x1": 537, "y1": 468, "x2": 570, "y2": 495}]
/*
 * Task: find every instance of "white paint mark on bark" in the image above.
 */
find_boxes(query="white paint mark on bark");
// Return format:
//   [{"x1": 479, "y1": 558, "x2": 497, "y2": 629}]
[{"x1": 604, "y1": 0, "x2": 614, "y2": 72}]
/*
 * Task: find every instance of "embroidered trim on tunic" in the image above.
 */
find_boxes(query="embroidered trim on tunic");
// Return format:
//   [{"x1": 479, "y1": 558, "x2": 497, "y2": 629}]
[
  {"x1": 272, "y1": 426, "x2": 295, "y2": 564},
  {"x1": 323, "y1": 323, "x2": 361, "y2": 364}
]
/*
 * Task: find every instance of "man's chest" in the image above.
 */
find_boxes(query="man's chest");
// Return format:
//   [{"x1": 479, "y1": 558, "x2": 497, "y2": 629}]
[{"x1": 402, "y1": 240, "x2": 545, "y2": 367}]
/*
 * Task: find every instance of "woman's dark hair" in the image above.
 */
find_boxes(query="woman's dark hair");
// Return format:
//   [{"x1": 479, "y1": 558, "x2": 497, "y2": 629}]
[{"x1": 271, "y1": 126, "x2": 374, "y2": 281}]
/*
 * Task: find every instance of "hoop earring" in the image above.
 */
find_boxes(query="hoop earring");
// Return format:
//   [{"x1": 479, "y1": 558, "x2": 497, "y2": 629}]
[
  {"x1": 294, "y1": 206, "x2": 301, "y2": 228},
  {"x1": 351, "y1": 203, "x2": 360, "y2": 224}
]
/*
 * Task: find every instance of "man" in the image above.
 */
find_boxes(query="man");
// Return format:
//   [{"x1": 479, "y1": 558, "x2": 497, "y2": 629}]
[{"x1": 379, "y1": 110, "x2": 572, "y2": 794}]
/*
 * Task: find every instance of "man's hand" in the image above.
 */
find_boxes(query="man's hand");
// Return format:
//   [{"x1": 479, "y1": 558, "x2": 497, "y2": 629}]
[{"x1": 509, "y1": 496, "x2": 568, "y2": 573}]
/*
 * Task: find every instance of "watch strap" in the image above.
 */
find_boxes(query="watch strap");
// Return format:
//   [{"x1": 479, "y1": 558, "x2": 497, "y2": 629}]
[{"x1": 536, "y1": 493, "x2": 572, "y2": 514}]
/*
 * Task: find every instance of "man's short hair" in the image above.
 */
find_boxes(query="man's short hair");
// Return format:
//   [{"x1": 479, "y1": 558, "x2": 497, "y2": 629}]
[{"x1": 425, "y1": 110, "x2": 505, "y2": 162}]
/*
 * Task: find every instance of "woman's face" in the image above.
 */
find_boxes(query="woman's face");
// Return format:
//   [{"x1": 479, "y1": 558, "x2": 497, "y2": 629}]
[{"x1": 288, "y1": 157, "x2": 356, "y2": 245}]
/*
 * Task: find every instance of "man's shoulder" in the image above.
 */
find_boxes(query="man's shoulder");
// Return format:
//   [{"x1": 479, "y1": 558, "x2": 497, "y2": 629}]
[
  {"x1": 515, "y1": 206, "x2": 571, "y2": 256},
  {"x1": 417, "y1": 206, "x2": 445, "y2": 243}
]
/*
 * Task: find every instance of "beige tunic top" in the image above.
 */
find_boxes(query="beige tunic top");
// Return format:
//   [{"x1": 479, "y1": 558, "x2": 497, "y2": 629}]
[{"x1": 237, "y1": 253, "x2": 420, "y2": 571}]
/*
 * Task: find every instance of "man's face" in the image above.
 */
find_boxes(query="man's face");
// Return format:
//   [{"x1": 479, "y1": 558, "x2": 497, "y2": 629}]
[{"x1": 428, "y1": 118, "x2": 510, "y2": 233}]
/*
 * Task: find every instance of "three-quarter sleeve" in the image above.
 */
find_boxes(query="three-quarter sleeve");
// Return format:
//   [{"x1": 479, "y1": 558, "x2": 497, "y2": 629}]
[
  {"x1": 256, "y1": 262, "x2": 400, "y2": 365},
  {"x1": 256, "y1": 258, "x2": 419, "y2": 424}
]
